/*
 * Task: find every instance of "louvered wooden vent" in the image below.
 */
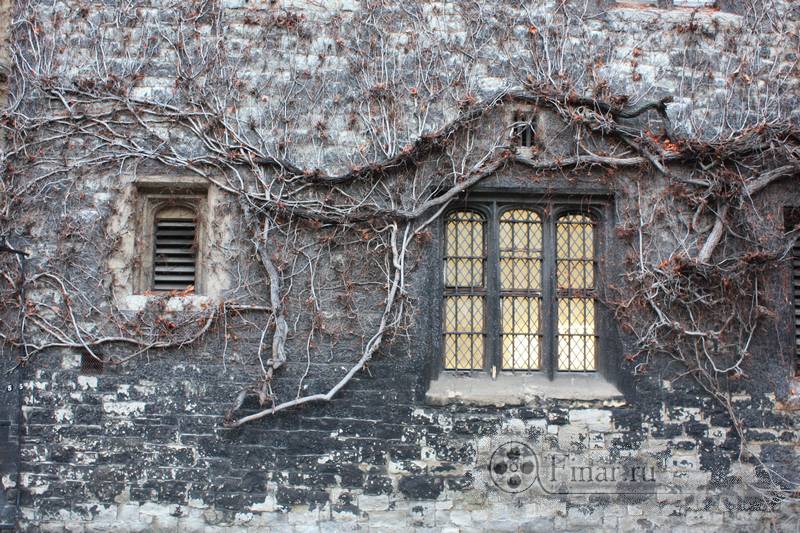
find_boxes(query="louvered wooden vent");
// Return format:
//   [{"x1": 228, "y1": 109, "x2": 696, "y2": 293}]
[{"x1": 153, "y1": 213, "x2": 197, "y2": 291}]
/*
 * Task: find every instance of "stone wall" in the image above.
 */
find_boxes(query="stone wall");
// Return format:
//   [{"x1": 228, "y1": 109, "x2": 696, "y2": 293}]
[
  {"x1": 16, "y1": 348, "x2": 800, "y2": 531},
  {"x1": 2, "y1": 0, "x2": 800, "y2": 532}
]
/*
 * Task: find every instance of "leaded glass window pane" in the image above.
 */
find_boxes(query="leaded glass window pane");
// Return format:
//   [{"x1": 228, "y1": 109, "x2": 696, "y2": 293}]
[
  {"x1": 441, "y1": 203, "x2": 602, "y2": 376},
  {"x1": 556, "y1": 214, "x2": 597, "y2": 371},
  {"x1": 443, "y1": 296, "x2": 485, "y2": 369},
  {"x1": 499, "y1": 209, "x2": 542, "y2": 370},
  {"x1": 442, "y1": 211, "x2": 486, "y2": 370},
  {"x1": 444, "y1": 211, "x2": 485, "y2": 288},
  {"x1": 501, "y1": 296, "x2": 541, "y2": 370}
]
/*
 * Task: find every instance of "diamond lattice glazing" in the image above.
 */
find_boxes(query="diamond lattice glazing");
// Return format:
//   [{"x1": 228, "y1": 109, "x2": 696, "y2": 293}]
[{"x1": 556, "y1": 214, "x2": 596, "y2": 371}]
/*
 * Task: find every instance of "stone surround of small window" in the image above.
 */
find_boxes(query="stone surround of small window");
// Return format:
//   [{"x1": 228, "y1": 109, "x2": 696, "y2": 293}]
[{"x1": 107, "y1": 174, "x2": 232, "y2": 311}]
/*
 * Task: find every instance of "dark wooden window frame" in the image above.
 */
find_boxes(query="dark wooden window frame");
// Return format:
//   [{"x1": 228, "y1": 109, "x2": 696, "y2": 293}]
[
  {"x1": 784, "y1": 206, "x2": 800, "y2": 376},
  {"x1": 434, "y1": 191, "x2": 617, "y2": 382}
]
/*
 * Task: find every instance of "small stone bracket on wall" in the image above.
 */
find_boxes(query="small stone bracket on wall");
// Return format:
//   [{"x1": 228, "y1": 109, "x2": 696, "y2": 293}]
[{"x1": 777, "y1": 378, "x2": 800, "y2": 411}]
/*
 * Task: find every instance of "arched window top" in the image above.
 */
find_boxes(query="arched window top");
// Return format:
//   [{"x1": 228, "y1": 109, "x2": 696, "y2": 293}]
[
  {"x1": 500, "y1": 208, "x2": 541, "y2": 223},
  {"x1": 444, "y1": 209, "x2": 485, "y2": 289},
  {"x1": 557, "y1": 212, "x2": 594, "y2": 225},
  {"x1": 446, "y1": 209, "x2": 484, "y2": 223},
  {"x1": 499, "y1": 208, "x2": 542, "y2": 292},
  {"x1": 155, "y1": 204, "x2": 196, "y2": 221}
]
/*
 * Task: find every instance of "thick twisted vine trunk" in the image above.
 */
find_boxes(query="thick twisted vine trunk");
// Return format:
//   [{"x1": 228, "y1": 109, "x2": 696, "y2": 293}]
[{"x1": 226, "y1": 222, "x2": 410, "y2": 427}]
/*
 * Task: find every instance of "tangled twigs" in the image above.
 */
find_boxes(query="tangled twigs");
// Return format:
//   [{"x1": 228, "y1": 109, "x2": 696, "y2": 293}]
[
  {"x1": 2, "y1": 4, "x2": 799, "y2": 491},
  {"x1": 7, "y1": 272, "x2": 220, "y2": 365},
  {"x1": 698, "y1": 163, "x2": 800, "y2": 263},
  {"x1": 0, "y1": 236, "x2": 28, "y2": 257},
  {"x1": 224, "y1": 206, "x2": 289, "y2": 424},
  {"x1": 224, "y1": 222, "x2": 411, "y2": 428}
]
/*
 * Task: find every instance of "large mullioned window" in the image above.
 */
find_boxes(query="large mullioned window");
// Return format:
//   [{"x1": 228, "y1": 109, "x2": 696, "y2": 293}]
[{"x1": 442, "y1": 201, "x2": 599, "y2": 378}]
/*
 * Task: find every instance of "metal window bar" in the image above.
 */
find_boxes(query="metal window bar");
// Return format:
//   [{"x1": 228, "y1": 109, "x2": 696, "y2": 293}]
[
  {"x1": 792, "y1": 240, "x2": 800, "y2": 373},
  {"x1": 513, "y1": 122, "x2": 536, "y2": 147},
  {"x1": 555, "y1": 214, "x2": 597, "y2": 371},
  {"x1": 499, "y1": 209, "x2": 543, "y2": 371},
  {"x1": 153, "y1": 217, "x2": 197, "y2": 291},
  {"x1": 787, "y1": 207, "x2": 800, "y2": 374},
  {"x1": 442, "y1": 211, "x2": 486, "y2": 370}
]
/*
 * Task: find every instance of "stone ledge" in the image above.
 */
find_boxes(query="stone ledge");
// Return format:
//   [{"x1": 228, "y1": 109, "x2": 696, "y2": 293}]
[
  {"x1": 118, "y1": 294, "x2": 217, "y2": 313},
  {"x1": 425, "y1": 373, "x2": 625, "y2": 407}
]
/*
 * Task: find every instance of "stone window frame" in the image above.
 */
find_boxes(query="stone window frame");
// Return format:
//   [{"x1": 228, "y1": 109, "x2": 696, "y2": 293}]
[
  {"x1": 426, "y1": 190, "x2": 624, "y2": 405},
  {"x1": 135, "y1": 189, "x2": 207, "y2": 295},
  {"x1": 783, "y1": 206, "x2": 800, "y2": 377},
  {"x1": 106, "y1": 172, "x2": 234, "y2": 312},
  {"x1": 107, "y1": 174, "x2": 233, "y2": 312}
]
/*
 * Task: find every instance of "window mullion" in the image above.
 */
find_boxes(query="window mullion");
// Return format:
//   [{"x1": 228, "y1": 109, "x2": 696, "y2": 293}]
[
  {"x1": 543, "y1": 209, "x2": 557, "y2": 380},
  {"x1": 486, "y1": 202, "x2": 501, "y2": 376}
]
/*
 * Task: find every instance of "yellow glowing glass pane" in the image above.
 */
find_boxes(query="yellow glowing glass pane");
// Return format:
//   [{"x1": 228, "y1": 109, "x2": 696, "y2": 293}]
[
  {"x1": 557, "y1": 260, "x2": 594, "y2": 289},
  {"x1": 501, "y1": 297, "x2": 541, "y2": 369},
  {"x1": 442, "y1": 296, "x2": 484, "y2": 369},
  {"x1": 582, "y1": 223, "x2": 594, "y2": 257},
  {"x1": 444, "y1": 211, "x2": 485, "y2": 288},
  {"x1": 556, "y1": 214, "x2": 594, "y2": 289},
  {"x1": 445, "y1": 222, "x2": 459, "y2": 256},
  {"x1": 499, "y1": 209, "x2": 542, "y2": 290},
  {"x1": 556, "y1": 298, "x2": 596, "y2": 370}
]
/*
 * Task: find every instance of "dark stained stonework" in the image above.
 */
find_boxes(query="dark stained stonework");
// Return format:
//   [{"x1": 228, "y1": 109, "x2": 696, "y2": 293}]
[{"x1": 0, "y1": 0, "x2": 798, "y2": 531}]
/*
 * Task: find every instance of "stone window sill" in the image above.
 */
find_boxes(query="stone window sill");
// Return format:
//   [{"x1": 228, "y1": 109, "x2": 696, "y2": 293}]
[
  {"x1": 425, "y1": 372, "x2": 624, "y2": 407},
  {"x1": 119, "y1": 294, "x2": 216, "y2": 313}
]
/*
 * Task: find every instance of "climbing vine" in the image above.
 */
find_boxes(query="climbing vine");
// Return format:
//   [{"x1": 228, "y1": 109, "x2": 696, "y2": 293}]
[{"x1": 0, "y1": 0, "x2": 798, "y2": 500}]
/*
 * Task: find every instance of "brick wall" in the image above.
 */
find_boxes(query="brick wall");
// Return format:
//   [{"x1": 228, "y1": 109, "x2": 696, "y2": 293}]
[{"x1": 3, "y1": 1, "x2": 800, "y2": 531}]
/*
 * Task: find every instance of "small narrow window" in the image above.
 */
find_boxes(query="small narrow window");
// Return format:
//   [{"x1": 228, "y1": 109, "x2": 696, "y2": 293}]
[
  {"x1": 785, "y1": 207, "x2": 800, "y2": 374},
  {"x1": 81, "y1": 353, "x2": 104, "y2": 375},
  {"x1": 152, "y1": 206, "x2": 197, "y2": 291},
  {"x1": 512, "y1": 113, "x2": 536, "y2": 148}
]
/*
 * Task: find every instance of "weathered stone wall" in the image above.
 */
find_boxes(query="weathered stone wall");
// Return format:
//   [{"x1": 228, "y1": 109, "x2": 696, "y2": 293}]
[{"x1": 2, "y1": 1, "x2": 800, "y2": 532}]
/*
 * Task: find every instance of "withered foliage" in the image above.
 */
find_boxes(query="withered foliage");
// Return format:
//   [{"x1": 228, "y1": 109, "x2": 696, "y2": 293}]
[{"x1": 0, "y1": 3, "x2": 797, "y2": 495}]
